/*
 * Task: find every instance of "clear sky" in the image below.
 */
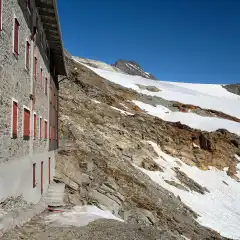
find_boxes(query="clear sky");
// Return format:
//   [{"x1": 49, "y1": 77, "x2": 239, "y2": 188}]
[{"x1": 58, "y1": 0, "x2": 240, "y2": 84}]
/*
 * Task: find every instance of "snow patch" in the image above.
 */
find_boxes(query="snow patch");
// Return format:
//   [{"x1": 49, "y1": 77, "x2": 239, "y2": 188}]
[
  {"x1": 79, "y1": 64, "x2": 240, "y2": 118},
  {"x1": 132, "y1": 100, "x2": 240, "y2": 135},
  {"x1": 45, "y1": 205, "x2": 123, "y2": 227},
  {"x1": 134, "y1": 141, "x2": 240, "y2": 239},
  {"x1": 110, "y1": 106, "x2": 134, "y2": 116},
  {"x1": 91, "y1": 99, "x2": 101, "y2": 104}
]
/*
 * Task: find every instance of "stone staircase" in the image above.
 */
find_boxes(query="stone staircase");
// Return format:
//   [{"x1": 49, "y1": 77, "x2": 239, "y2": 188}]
[{"x1": 0, "y1": 181, "x2": 65, "y2": 236}]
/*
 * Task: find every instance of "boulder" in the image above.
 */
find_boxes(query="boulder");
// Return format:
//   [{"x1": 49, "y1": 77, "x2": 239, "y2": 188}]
[
  {"x1": 199, "y1": 134, "x2": 214, "y2": 151},
  {"x1": 88, "y1": 190, "x2": 122, "y2": 215}
]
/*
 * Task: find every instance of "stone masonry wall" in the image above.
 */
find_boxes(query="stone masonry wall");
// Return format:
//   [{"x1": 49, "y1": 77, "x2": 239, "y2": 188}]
[{"x1": 0, "y1": 0, "x2": 50, "y2": 162}]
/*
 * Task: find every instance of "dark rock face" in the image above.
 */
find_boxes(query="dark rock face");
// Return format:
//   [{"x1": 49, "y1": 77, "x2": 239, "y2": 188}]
[
  {"x1": 223, "y1": 84, "x2": 240, "y2": 96},
  {"x1": 113, "y1": 60, "x2": 157, "y2": 80}
]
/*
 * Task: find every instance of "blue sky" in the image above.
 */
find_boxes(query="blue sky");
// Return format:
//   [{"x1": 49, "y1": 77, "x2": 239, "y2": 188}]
[{"x1": 58, "y1": 0, "x2": 240, "y2": 84}]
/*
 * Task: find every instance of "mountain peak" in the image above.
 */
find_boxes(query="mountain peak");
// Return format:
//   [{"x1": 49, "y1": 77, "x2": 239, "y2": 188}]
[{"x1": 113, "y1": 59, "x2": 157, "y2": 80}]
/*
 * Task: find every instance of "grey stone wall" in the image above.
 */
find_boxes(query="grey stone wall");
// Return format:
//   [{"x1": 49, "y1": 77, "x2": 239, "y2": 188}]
[{"x1": 0, "y1": 0, "x2": 51, "y2": 162}]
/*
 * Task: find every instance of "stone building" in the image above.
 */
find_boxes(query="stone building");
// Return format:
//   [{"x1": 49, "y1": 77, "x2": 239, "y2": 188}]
[{"x1": 0, "y1": 0, "x2": 66, "y2": 203}]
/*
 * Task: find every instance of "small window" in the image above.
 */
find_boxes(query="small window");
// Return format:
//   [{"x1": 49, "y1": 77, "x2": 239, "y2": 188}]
[
  {"x1": 0, "y1": 0, "x2": 2, "y2": 31},
  {"x1": 39, "y1": 117, "x2": 42, "y2": 139},
  {"x1": 49, "y1": 125, "x2": 51, "y2": 140},
  {"x1": 45, "y1": 77, "x2": 48, "y2": 96},
  {"x1": 33, "y1": 163, "x2": 36, "y2": 188},
  {"x1": 50, "y1": 85, "x2": 52, "y2": 103},
  {"x1": 26, "y1": 0, "x2": 31, "y2": 12},
  {"x1": 44, "y1": 120, "x2": 48, "y2": 139},
  {"x1": 34, "y1": 57, "x2": 37, "y2": 80},
  {"x1": 40, "y1": 68, "x2": 43, "y2": 88},
  {"x1": 23, "y1": 107, "x2": 30, "y2": 140},
  {"x1": 12, "y1": 100, "x2": 18, "y2": 138},
  {"x1": 25, "y1": 41, "x2": 30, "y2": 69},
  {"x1": 13, "y1": 18, "x2": 20, "y2": 55},
  {"x1": 33, "y1": 113, "x2": 37, "y2": 139}
]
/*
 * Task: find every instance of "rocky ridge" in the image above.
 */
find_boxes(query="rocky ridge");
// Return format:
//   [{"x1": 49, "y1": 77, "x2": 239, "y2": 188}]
[{"x1": 113, "y1": 60, "x2": 157, "y2": 80}]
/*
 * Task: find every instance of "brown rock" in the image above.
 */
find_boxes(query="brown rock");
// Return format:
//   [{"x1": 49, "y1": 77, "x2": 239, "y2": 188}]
[{"x1": 199, "y1": 134, "x2": 214, "y2": 151}]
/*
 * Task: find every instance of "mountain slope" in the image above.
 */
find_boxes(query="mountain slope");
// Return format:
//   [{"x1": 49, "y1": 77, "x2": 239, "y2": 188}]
[{"x1": 45, "y1": 54, "x2": 240, "y2": 239}]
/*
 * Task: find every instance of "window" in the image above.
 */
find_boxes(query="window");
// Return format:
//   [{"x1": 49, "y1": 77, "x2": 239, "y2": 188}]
[
  {"x1": 13, "y1": 18, "x2": 20, "y2": 55},
  {"x1": 33, "y1": 113, "x2": 37, "y2": 139},
  {"x1": 39, "y1": 117, "x2": 42, "y2": 139},
  {"x1": 12, "y1": 100, "x2": 18, "y2": 138},
  {"x1": 50, "y1": 85, "x2": 52, "y2": 103},
  {"x1": 33, "y1": 163, "x2": 36, "y2": 188},
  {"x1": 26, "y1": 0, "x2": 31, "y2": 12},
  {"x1": 49, "y1": 125, "x2": 51, "y2": 140},
  {"x1": 25, "y1": 41, "x2": 30, "y2": 69},
  {"x1": 34, "y1": 57, "x2": 37, "y2": 80},
  {"x1": 45, "y1": 77, "x2": 48, "y2": 96},
  {"x1": 0, "y1": 0, "x2": 2, "y2": 31},
  {"x1": 23, "y1": 107, "x2": 30, "y2": 140},
  {"x1": 44, "y1": 120, "x2": 48, "y2": 139},
  {"x1": 40, "y1": 68, "x2": 43, "y2": 88}
]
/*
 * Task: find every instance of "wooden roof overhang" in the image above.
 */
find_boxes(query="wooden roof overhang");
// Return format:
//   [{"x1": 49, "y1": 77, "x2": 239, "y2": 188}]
[{"x1": 35, "y1": 0, "x2": 67, "y2": 76}]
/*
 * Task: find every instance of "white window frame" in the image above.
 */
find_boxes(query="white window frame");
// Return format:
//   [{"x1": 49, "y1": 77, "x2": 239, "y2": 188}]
[
  {"x1": 25, "y1": 38, "x2": 30, "y2": 71},
  {"x1": 10, "y1": 98, "x2": 19, "y2": 139},
  {"x1": 39, "y1": 116, "x2": 42, "y2": 139},
  {"x1": 22, "y1": 105, "x2": 31, "y2": 139},
  {"x1": 44, "y1": 118, "x2": 48, "y2": 140},
  {"x1": 33, "y1": 111, "x2": 36, "y2": 140},
  {"x1": 12, "y1": 14, "x2": 20, "y2": 57}
]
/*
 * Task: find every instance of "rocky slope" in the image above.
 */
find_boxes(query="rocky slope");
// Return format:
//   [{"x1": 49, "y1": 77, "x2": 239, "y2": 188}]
[
  {"x1": 113, "y1": 60, "x2": 157, "y2": 80},
  {"x1": 55, "y1": 56, "x2": 240, "y2": 239}
]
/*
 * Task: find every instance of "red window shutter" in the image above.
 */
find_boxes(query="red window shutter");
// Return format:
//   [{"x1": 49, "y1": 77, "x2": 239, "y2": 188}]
[
  {"x1": 33, "y1": 163, "x2": 36, "y2": 188},
  {"x1": 34, "y1": 114, "x2": 37, "y2": 138},
  {"x1": 34, "y1": 57, "x2": 37, "y2": 80},
  {"x1": 14, "y1": 19, "x2": 19, "y2": 55},
  {"x1": 40, "y1": 118, "x2": 42, "y2": 139},
  {"x1": 12, "y1": 102, "x2": 18, "y2": 138},
  {"x1": 49, "y1": 125, "x2": 51, "y2": 140},
  {"x1": 26, "y1": 41, "x2": 30, "y2": 69},
  {"x1": 52, "y1": 127, "x2": 54, "y2": 140},
  {"x1": 0, "y1": 0, "x2": 2, "y2": 31},
  {"x1": 44, "y1": 120, "x2": 47, "y2": 139},
  {"x1": 23, "y1": 108, "x2": 30, "y2": 139}
]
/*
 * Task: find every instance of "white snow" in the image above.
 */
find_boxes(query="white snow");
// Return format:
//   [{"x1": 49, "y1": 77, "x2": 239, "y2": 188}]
[
  {"x1": 91, "y1": 99, "x2": 101, "y2": 104},
  {"x1": 45, "y1": 205, "x2": 123, "y2": 227},
  {"x1": 110, "y1": 106, "x2": 134, "y2": 116},
  {"x1": 74, "y1": 62, "x2": 240, "y2": 119},
  {"x1": 134, "y1": 141, "x2": 240, "y2": 240},
  {"x1": 132, "y1": 100, "x2": 240, "y2": 135}
]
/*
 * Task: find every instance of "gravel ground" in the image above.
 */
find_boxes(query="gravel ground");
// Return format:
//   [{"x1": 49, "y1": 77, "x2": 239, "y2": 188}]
[{"x1": 0, "y1": 210, "x2": 186, "y2": 240}]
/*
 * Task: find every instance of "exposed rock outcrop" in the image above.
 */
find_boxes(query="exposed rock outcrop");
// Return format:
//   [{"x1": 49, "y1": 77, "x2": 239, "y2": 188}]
[{"x1": 113, "y1": 60, "x2": 157, "y2": 80}]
